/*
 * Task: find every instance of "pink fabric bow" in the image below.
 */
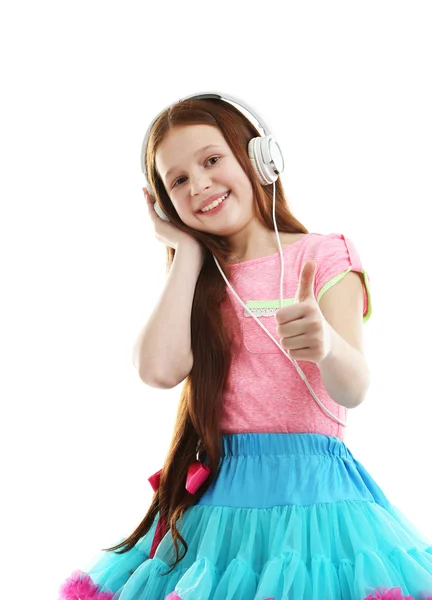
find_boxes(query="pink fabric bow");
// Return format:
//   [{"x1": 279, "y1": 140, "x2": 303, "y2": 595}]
[{"x1": 58, "y1": 570, "x2": 114, "y2": 600}]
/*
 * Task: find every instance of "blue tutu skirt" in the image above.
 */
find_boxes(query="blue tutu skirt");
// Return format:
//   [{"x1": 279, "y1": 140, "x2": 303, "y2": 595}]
[{"x1": 58, "y1": 433, "x2": 432, "y2": 600}]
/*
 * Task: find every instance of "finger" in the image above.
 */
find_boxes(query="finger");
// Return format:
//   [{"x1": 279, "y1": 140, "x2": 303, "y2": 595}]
[
  {"x1": 275, "y1": 302, "x2": 305, "y2": 325},
  {"x1": 281, "y1": 332, "x2": 309, "y2": 351},
  {"x1": 296, "y1": 260, "x2": 316, "y2": 303},
  {"x1": 143, "y1": 188, "x2": 154, "y2": 210}
]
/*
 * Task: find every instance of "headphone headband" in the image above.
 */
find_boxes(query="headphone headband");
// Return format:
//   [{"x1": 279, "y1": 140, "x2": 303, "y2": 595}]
[{"x1": 140, "y1": 91, "x2": 275, "y2": 181}]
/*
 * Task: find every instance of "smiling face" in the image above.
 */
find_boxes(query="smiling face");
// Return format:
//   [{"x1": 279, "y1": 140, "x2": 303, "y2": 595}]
[{"x1": 155, "y1": 124, "x2": 256, "y2": 234}]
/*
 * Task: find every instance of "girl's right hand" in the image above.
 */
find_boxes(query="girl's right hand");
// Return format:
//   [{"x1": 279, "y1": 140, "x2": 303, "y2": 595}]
[{"x1": 143, "y1": 187, "x2": 203, "y2": 252}]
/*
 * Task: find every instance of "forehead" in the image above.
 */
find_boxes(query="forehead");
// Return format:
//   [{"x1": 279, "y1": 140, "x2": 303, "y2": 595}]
[{"x1": 155, "y1": 124, "x2": 228, "y2": 182}]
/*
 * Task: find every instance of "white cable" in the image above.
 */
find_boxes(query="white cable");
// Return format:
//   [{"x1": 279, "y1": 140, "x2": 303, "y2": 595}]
[{"x1": 212, "y1": 182, "x2": 347, "y2": 428}]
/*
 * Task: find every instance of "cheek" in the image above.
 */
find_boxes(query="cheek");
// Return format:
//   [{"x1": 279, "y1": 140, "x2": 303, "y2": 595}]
[
  {"x1": 169, "y1": 193, "x2": 186, "y2": 215},
  {"x1": 172, "y1": 196, "x2": 200, "y2": 225},
  {"x1": 234, "y1": 168, "x2": 254, "y2": 194},
  {"x1": 227, "y1": 164, "x2": 248, "y2": 184}
]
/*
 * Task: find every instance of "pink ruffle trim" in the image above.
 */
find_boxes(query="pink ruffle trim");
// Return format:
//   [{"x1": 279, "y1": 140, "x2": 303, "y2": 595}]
[
  {"x1": 58, "y1": 570, "x2": 115, "y2": 600},
  {"x1": 59, "y1": 573, "x2": 432, "y2": 600},
  {"x1": 363, "y1": 586, "x2": 432, "y2": 599},
  {"x1": 166, "y1": 589, "x2": 432, "y2": 600},
  {"x1": 166, "y1": 596, "x2": 274, "y2": 600}
]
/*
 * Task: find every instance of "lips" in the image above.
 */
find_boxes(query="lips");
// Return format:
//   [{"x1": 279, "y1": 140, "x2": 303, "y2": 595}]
[{"x1": 195, "y1": 190, "x2": 230, "y2": 213}]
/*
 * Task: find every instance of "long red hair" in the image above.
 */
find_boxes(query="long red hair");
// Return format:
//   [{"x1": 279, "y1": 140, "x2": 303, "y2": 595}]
[{"x1": 103, "y1": 98, "x2": 309, "y2": 574}]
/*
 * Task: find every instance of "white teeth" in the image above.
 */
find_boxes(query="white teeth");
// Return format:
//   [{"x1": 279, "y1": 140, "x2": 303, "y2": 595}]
[{"x1": 200, "y1": 192, "x2": 229, "y2": 212}]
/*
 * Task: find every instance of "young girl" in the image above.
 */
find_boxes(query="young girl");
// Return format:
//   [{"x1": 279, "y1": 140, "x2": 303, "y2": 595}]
[{"x1": 58, "y1": 93, "x2": 432, "y2": 600}]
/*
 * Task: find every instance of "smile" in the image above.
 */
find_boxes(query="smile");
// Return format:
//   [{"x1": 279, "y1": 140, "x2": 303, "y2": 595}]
[{"x1": 200, "y1": 191, "x2": 230, "y2": 214}]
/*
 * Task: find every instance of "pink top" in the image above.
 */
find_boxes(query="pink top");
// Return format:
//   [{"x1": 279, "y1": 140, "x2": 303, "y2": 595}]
[{"x1": 219, "y1": 232, "x2": 372, "y2": 441}]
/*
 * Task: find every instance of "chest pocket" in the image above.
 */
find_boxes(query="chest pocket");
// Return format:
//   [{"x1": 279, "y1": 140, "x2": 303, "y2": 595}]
[{"x1": 241, "y1": 298, "x2": 296, "y2": 354}]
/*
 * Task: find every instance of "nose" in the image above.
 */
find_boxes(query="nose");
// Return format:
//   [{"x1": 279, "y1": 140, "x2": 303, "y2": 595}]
[{"x1": 189, "y1": 168, "x2": 212, "y2": 196}]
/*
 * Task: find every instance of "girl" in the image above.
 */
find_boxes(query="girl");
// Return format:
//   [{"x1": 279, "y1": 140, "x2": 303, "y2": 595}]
[{"x1": 58, "y1": 94, "x2": 432, "y2": 600}]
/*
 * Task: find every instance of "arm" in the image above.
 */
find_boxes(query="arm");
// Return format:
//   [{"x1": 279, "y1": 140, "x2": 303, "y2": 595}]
[
  {"x1": 317, "y1": 271, "x2": 371, "y2": 409},
  {"x1": 132, "y1": 241, "x2": 205, "y2": 388}
]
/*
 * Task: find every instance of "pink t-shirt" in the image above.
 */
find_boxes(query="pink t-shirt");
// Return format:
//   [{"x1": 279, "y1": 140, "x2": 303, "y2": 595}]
[{"x1": 219, "y1": 232, "x2": 372, "y2": 441}]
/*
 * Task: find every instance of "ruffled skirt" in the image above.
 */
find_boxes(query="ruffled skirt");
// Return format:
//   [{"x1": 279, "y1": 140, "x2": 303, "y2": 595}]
[{"x1": 58, "y1": 433, "x2": 432, "y2": 599}]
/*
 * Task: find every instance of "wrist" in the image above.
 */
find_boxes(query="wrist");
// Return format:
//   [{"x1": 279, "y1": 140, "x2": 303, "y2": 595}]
[{"x1": 176, "y1": 239, "x2": 205, "y2": 264}]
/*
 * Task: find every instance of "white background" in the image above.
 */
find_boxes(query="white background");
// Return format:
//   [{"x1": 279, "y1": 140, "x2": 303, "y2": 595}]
[{"x1": 1, "y1": 2, "x2": 431, "y2": 598}]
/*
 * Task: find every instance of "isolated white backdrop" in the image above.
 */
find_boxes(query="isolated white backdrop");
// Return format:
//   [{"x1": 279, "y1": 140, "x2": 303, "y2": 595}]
[{"x1": 1, "y1": 2, "x2": 431, "y2": 599}]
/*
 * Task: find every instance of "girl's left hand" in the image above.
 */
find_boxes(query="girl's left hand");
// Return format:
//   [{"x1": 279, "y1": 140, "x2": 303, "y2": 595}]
[{"x1": 274, "y1": 260, "x2": 334, "y2": 365}]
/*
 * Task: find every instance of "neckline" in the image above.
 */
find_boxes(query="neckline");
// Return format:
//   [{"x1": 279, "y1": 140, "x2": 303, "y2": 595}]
[{"x1": 227, "y1": 233, "x2": 313, "y2": 269}]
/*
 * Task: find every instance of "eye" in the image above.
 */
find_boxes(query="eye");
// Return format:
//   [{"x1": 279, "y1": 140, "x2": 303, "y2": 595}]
[
  {"x1": 172, "y1": 156, "x2": 221, "y2": 187},
  {"x1": 173, "y1": 176, "x2": 186, "y2": 187}
]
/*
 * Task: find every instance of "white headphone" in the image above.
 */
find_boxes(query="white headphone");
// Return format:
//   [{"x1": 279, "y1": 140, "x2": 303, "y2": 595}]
[
  {"x1": 140, "y1": 91, "x2": 285, "y2": 220},
  {"x1": 140, "y1": 91, "x2": 347, "y2": 428}
]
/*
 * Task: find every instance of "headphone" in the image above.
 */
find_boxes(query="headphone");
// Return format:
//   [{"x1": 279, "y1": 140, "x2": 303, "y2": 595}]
[{"x1": 140, "y1": 91, "x2": 285, "y2": 221}]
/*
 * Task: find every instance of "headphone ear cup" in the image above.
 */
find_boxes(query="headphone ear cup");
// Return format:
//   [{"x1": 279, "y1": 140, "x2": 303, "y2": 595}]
[
  {"x1": 146, "y1": 183, "x2": 171, "y2": 222},
  {"x1": 154, "y1": 200, "x2": 171, "y2": 222},
  {"x1": 248, "y1": 137, "x2": 269, "y2": 186},
  {"x1": 248, "y1": 136, "x2": 284, "y2": 186}
]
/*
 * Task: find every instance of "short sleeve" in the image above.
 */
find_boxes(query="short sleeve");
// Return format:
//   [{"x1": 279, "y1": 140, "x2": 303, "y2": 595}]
[{"x1": 312, "y1": 233, "x2": 372, "y2": 323}]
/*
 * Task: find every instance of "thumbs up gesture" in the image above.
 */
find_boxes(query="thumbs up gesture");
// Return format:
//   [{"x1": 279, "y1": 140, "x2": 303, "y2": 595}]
[{"x1": 274, "y1": 260, "x2": 333, "y2": 364}]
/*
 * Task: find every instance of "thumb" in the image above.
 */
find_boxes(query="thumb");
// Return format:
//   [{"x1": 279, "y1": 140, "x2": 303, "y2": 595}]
[{"x1": 295, "y1": 260, "x2": 317, "y2": 303}]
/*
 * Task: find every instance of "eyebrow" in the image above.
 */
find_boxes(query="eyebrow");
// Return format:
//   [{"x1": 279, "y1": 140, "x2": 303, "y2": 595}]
[{"x1": 164, "y1": 144, "x2": 225, "y2": 182}]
